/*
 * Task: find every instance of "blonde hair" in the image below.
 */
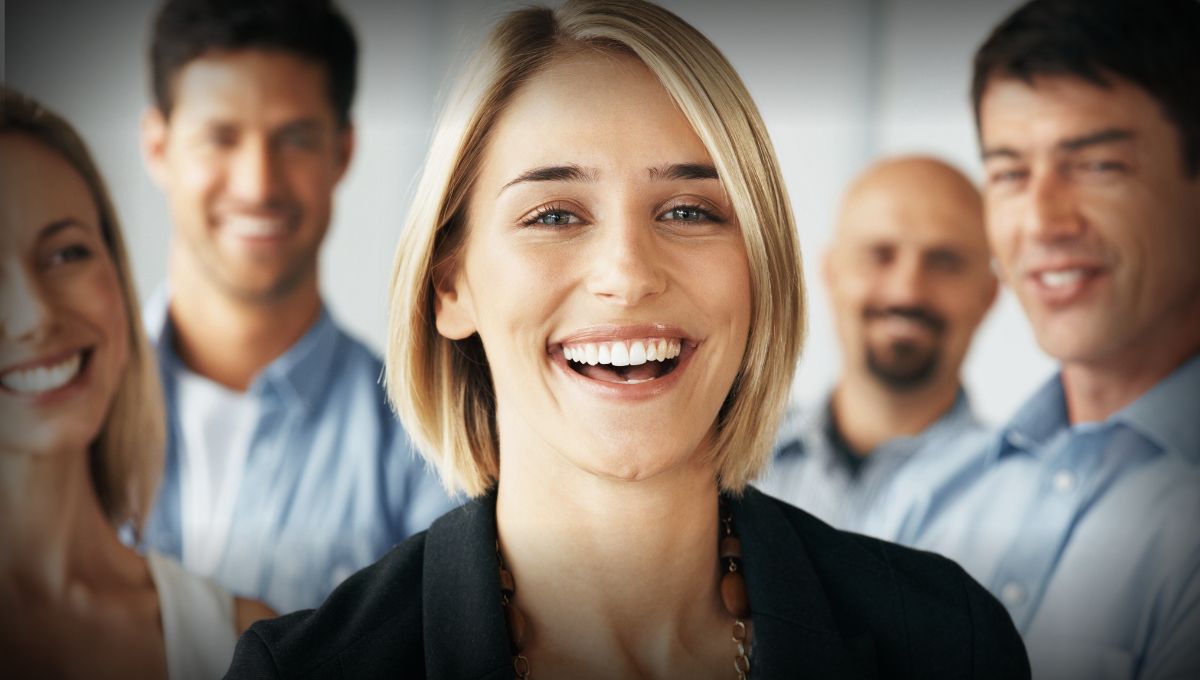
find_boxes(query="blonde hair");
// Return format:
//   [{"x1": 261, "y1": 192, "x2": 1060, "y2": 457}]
[
  {"x1": 387, "y1": 0, "x2": 805, "y2": 497},
  {"x1": 1, "y1": 88, "x2": 165, "y2": 529}
]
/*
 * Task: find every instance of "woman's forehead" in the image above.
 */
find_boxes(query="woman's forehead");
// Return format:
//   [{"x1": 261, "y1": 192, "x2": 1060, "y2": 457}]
[
  {"x1": 0, "y1": 133, "x2": 101, "y2": 251},
  {"x1": 477, "y1": 51, "x2": 715, "y2": 191}
]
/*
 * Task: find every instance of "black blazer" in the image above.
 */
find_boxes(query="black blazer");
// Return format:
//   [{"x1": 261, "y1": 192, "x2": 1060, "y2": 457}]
[{"x1": 226, "y1": 487, "x2": 1028, "y2": 679}]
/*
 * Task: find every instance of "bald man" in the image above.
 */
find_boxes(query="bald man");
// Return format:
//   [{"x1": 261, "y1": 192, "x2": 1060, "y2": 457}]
[{"x1": 755, "y1": 155, "x2": 998, "y2": 532}]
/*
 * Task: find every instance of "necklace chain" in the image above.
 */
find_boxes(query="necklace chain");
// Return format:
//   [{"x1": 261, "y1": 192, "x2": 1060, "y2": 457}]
[{"x1": 497, "y1": 500, "x2": 752, "y2": 678}]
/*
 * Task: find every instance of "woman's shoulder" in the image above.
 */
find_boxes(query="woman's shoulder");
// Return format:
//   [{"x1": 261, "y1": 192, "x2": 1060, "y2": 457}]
[
  {"x1": 739, "y1": 488, "x2": 1030, "y2": 678},
  {"x1": 226, "y1": 530, "x2": 431, "y2": 678}
]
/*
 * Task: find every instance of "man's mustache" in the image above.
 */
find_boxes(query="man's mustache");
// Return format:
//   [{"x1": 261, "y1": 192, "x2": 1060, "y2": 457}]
[{"x1": 862, "y1": 306, "x2": 946, "y2": 334}]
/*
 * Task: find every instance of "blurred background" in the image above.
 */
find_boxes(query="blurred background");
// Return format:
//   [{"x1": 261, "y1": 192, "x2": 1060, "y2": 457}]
[{"x1": 4, "y1": 0, "x2": 1054, "y2": 425}]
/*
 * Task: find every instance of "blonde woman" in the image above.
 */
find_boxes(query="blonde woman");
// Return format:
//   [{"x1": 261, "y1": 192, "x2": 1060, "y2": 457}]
[
  {"x1": 229, "y1": 2, "x2": 1028, "y2": 678},
  {"x1": 0, "y1": 89, "x2": 272, "y2": 678}
]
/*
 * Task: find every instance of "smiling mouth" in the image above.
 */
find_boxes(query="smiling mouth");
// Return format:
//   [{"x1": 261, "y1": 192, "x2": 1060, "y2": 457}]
[
  {"x1": 1034, "y1": 268, "x2": 1095, "y2": 288},
  {"x1": 0, "y1": 350, "x2": 89, "y2": 395},
  {"x1": 561, "y1": 338, "x2": 683, "y2": 385},
  {"x1": 221, "y1": 214, "x2": 294, "y2": 240}
]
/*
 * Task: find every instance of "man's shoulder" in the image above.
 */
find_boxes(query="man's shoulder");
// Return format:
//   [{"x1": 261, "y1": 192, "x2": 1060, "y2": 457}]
[
  {"x1": 766, "y1": 400, "x2": 824, "y2": 463},
  {"x1": 232, "y1": 531, "x2": 430, "y2": 678},
  {"x1": 309, "y1": 319, "x2": 397, "y2": 420},
  {"x1": 324, "y1": 319, "x2": 386, "y2": 375}
]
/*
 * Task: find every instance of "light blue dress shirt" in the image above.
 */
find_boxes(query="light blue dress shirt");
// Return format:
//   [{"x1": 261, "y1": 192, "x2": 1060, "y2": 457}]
[
  {"x1": 875, "y1": 354, "x2": 1200, "y2": 680},
  {"x1": 139, "y1": 290, "x2": 459, "y2": 614},
  {"x1": 754, "y1": 390, "x2": 990, "y2": 534}
]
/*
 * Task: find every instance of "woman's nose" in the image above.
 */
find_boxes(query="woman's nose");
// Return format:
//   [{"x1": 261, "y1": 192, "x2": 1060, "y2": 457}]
[{"x1": 584, "y1": 216, "x2": 668, "y2": 307}]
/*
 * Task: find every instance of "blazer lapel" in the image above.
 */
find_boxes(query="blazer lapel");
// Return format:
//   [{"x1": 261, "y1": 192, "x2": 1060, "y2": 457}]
[
  {"x1": 734, "y1": 488, "x2": 879, "y2": 679},
  {"x1": 421, "y1": 492, "x2": 513, "y2": 680}
]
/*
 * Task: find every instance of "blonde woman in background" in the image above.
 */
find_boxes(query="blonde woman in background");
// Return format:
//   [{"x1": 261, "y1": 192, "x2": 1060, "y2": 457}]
[
  {"x1": 0, "y1": 88, "x2": 272, "y2": 679},
  {"x1": 227, "y1": 2, "x2": 1027, "y2": 678}
]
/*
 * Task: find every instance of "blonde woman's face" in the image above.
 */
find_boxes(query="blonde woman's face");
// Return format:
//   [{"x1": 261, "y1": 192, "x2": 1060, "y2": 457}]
[
  {"x1": 0, "y1": 134, "x2": 129, "y2": 456},
  {"x1": 436, "y1": 52, "x2": 752, "y2": 485}
]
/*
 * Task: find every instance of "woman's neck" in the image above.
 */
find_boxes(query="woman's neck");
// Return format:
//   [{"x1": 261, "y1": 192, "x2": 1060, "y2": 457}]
[
  {"x1": 0, "y1": 447, "x2": 143, "y2": 600},
  {"x1": 495, "y1": 440, "x2": 730, "y2": 676}
]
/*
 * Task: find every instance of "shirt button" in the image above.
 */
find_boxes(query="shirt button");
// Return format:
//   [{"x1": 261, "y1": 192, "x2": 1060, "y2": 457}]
[
  {"x1": 1001, "y1": 582, "x2": 1027, "y2": 606},
  {"x1": 1053, "y1": 470, "x2": 1076, "y2": 492}
]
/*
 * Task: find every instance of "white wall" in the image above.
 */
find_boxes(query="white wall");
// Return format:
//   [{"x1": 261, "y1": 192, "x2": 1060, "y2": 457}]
[{"x1": 4, "y1": 0, "x2": 1054, "y2": 425}]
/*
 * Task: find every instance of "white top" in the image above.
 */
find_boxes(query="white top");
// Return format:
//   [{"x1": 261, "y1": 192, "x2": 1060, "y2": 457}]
[
  {"x1": 147, "y1": 552, "x2": 238, "y2": 680},
  {"x1": 174, "y1": 367, "x2": 259, "y2": 577}
]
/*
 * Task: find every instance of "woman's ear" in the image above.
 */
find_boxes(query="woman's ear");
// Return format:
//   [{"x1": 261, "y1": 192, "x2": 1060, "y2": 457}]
[{"x1": 433, "y1": 262, "x2": 477, "y2": 340}]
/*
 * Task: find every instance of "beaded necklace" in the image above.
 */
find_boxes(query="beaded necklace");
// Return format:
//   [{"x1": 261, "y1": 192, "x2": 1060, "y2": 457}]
[{"x1": 497, "y1": 499, "x2": 753, "y2": 678}]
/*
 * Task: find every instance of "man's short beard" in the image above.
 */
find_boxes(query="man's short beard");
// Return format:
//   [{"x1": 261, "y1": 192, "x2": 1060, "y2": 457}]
[
  {"x1": 191, "y1": 239, "x2": 319, "y2": 306},
  {"x1": 860, "y1": 305, "x2": 945, "y2": 390},
  {"x1": 865, "y1": 340, "x2": 940, "y2": 391},
  {"x1": 214, "y1": 257, "x2": 316, "y2": 305}
]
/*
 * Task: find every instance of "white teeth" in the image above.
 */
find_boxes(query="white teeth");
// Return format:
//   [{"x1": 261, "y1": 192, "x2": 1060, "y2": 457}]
[
  {"x1": 562, "y1": 339, "x2": 682, "y2": 366},
  {"x1": 225, "y1": 215, "x2": 286, "y2": 238},
  {"x1": 629, "y1": 341, "x2": 646, "y2": 366},
  {"x1": 1, "y1": 353, "x2": 82, "y2": 394},
  {"x1": 610, "y1": 342, "x2": 629, "y2": 366},
  {"x1": 1039, "y1": 269, "x2": 1085, "y2": 288}
]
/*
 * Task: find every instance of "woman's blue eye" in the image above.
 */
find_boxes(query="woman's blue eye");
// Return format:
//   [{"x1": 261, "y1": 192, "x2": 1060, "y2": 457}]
[
  {"x1": 667, "y1": 207, "x2": 703, "y2": 221},
  {"x1": 661, "y1": 204, "x2": 720, "y2": 223},
  {"x1": 525, "y1": 210, "x2": 577, "y2": 227}
]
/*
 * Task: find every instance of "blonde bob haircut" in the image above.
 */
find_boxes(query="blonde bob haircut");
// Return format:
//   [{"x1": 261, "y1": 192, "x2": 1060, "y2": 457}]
[
  {"x1": 1, "y1": 88, "x2": 165, "y2": 530},
  {"x1": 387, "y1": 0, "x2": 805, "y2": 498}
]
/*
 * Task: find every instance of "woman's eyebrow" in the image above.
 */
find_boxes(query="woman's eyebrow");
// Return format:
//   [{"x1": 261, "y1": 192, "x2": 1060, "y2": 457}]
[
  {"x1": 38, "y1": 217, "x2": 87, "y2": 241},
  {"x1": 498, "y1": 162, "x2": 720, "y2": 196},
  {"x1": 499, "y1": 163, "x2": 599, "y2": 195},
  {"x1": 647, "y1": 162, "x2": 719, "y2": 182}
]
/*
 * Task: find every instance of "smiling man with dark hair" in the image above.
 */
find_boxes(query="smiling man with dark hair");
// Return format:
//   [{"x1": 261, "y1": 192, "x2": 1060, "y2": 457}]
[
  {"x1": 878, "y1": 1, "x2": 1200, "y2": 677},
  {"x1": 137, "y1": 0, "x2": 454, "y2": 614}
]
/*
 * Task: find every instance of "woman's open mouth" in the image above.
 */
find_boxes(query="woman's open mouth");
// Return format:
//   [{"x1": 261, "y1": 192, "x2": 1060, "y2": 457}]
[
  {"x1": 560, "y1": 338, "x2": 685, "y2": 385},
  {"x1": 0, "y1": 348, "x2": 92, "y2": 397}
]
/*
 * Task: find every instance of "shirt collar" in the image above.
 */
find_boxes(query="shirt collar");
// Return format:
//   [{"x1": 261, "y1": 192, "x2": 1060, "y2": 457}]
[
  {"x1": 255, "y1": 307, "x2": 341, "y2": 412},
  {"x1": 1110, "y1": 352, "x2": 1200, "y2": 466},
  {"x1": 992, "y1": 352, "x2": 1200, "y2": 467},
  {"x1": 150, "y1": 285, "x2": 343, "y2": 413},
  {"x1": 920, "y1": 388, "x2": 980, "y2": 441},
  {"x1": 991, "y1": 375, "x2": 1069, "y2": 463}
]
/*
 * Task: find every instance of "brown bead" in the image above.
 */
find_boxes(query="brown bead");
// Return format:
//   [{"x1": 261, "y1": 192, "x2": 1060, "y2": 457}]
[
  {"x1": 505, "y1": 603, "x2": 528, "y2": 651},
  {"x1": 732, "y1": 619, "x2": 748, "y2": 642},
  {"x1": 734, "y1": 654, "x2": 751, "y2": 673},
  {"x1": 499, "y1": 568, "x2": 515, "y2": 596},
  {"x1": 721, "y1": 570, "x2": 750, "y2": 618},
  {"x1": 719, "y1": 536, "x2": 742, "y2": 560},
  {"x1": 513, "y1": 655, "x2": 530, "y2": 678}
]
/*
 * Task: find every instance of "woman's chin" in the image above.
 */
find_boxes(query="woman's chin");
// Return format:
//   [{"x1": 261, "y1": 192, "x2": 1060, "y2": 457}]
[
  {"x1": 0, "y1": 418, "x2": 100, "y2": 458},
  {"x1": 557, "y1": 435, "x2": 712, "y2": 487}
]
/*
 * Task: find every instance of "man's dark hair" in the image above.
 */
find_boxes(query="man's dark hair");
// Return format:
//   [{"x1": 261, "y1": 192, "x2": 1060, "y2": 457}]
[
  {"x1": 972, "y1": 0, "x2": 1200, "y2": 175},
  {"x1": 150, "y1": 0, "x2": 358, "y2": 127}
]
